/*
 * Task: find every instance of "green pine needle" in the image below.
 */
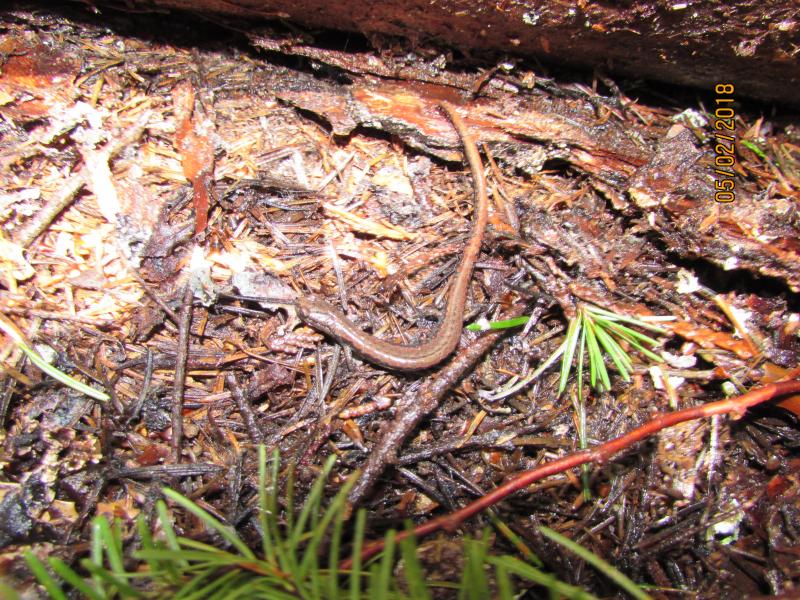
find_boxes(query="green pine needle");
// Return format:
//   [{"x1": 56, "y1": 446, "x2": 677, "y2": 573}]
[
  {"x1": 24, "y1": 552, "x2": 69, "y2": 600},
  {"x1": 162, "y1": 488, "x2": 255, "y2": 560},
  {"x1": 583, "y1": 316, "x2": 610, "y2": 391},
  {"x1": 398, "y1": 527, "x2": 431, "y2": 600},
  {"x1": 349, "y1": 509, "x2": 367, "y2": 599},
  {"x1": 555, "y1": 304, "x2": 667, "y2": 397},
  {"x1": 22, "y1": 446, "x2": 638, "y2": 599},
  {"x1": 0, "y1": 315, "x2": 109, "y2": 401},
  {"x1": 539, "y1": 526, "x2": 651, "y2": 600},
  {"x1": 466, "y1": 315, "x2": 530, "y2": 331},
  {"x1": 487, "y1": 555, "x2": 598, "y2": 599},
  {"x1": 740, "y1": 139, "x2": 767, "y2": 160},
  {"x1": 559, "y1": 316, "x2": 583, "y2": 395}
]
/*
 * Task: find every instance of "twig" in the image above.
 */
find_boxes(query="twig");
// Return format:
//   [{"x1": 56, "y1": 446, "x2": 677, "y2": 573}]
[
  {"x1": 226, "y1": 373, "x2": 264, "y2": 445},
  {"x1": 343, "y1": 378, "x2": 800, "y2": 567},
  {"x1": 15, "y1": 112, "x2": 151, "y2": 247},
  {"x1": 0, "y1": 357, "x2": 20, "y2": 430},
  {"x1": 111, "y1": 463, "x2": 225, "y2": 480},
  {"x1": 127, "y1": 348, "x2": 154, "y2": 425},
  {"x1": 263, "y1": 345, "x2": 342, "y2": 451},
  {"x1": 171, "y1": 284, "x2": 194, "y2": 462},
  {"x1": 481, "y1": 142, "x2": 520, "y2": 234},
  {"x1": 15, "y1": 175, "x2": 87, "y2": 248},
  {"x1": 0, "y1": 305, "x2": 117, "y2": 327},
  {"x1": 395, "y1": 423, "x2": 546, "y2": 466},
  {"x1": 130, "y1": 270, "x2": 180, "y2": 325},
  {"x1": 347, "y1": 301, "x2": 528, "y2": 505}
]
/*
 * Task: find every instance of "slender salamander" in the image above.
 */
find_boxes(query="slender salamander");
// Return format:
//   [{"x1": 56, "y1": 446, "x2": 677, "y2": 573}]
[{"x1": 296, "y1": 102, "x2": 488, "y2": 371}]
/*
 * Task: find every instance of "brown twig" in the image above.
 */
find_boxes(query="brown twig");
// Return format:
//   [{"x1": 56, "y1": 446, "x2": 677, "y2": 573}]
[
  {"x1": 395, "y1": 423, "x2": 548, "y2": 466},
  {"x1": 347, "y1": 301, "x2": 529, "y2": 505},
  {"x1": 126, "y1": 348, "x2": 154, "y2": 425},
  {"x1": 130, "y1": 270, "x2": 181, "y2": 325},
  {"x1": 15, "y1": 113, "x2": 151, "y2": 248},
  {"x1": 0, "y1": 305, "x2": 117, "y2": 327},
  {"x1": 226, "y1": 373, "x2": 264, "y2": 445},
  {"x1": 342, "y1": 378, "x2": 800, "y2": 567},
  {"x1": 15, "y1": 175, "x2": 87, "y2": 248},
  {"x1": 170, "y1": 284, "x2": 194, "y2": 462}
]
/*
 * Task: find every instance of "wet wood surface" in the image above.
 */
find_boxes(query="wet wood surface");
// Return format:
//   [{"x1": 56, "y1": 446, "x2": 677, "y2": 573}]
[{"x1": 101, "y1": 0, "x2": 800, "y2": 107}]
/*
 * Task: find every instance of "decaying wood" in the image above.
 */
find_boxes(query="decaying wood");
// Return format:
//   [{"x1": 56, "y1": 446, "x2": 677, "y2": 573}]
[
  {"x1": 1, "y1": 4, "x2": 799, "y2": 597},
  {"x1": 273, "y1": 76, "x2": 800, "y2": 290},
  {"x1": 98, "y1": 0, "x2": 800, "y2": 108}
]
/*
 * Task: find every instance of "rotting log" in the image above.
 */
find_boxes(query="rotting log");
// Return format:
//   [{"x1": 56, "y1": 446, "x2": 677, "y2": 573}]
[{"x1": 94, "y1": 0, "x2": 799, "y2": 108}]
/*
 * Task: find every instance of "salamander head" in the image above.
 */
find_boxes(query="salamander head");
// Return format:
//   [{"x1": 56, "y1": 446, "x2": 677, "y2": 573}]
[{"x1": 295, "y1": 296, "x2": 343, "y2": 331}]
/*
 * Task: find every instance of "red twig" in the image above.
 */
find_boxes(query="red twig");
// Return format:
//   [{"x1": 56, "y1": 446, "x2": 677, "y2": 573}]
[{"x1": 341, "y1": 379, "x2": 800, "y2": 568}]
